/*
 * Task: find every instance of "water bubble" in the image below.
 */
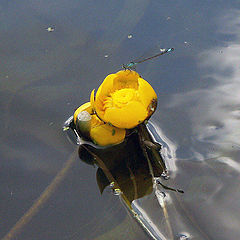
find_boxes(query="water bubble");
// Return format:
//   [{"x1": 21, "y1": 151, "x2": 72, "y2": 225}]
[
  {"x1": 161, "y1": 170, "x2": 170, "y2": 180},
  {"x1": 184, "y1": 41, "x2": 191, "y2": 46},
  {"x1": 156, "y1": 190, "x2": 166, "y2": 198},
  {"x1": 46, "y1": 27, "x2": 54, "y2": 32},
  {"x1": 177, "y1": 233, "x2": 190, "y2": 240},
  {"x1": 63, "y1": 116, "x2": 73, "y2": 131},
  {"x1": 49, "y1": 122, "x2": 54, "y2": 126},
  {"x1": 110, "y1": 182, "x2": 115, "y2": 187},
  {"x1": 113, "y1": 188, "x2": 122, "y2": 196}
]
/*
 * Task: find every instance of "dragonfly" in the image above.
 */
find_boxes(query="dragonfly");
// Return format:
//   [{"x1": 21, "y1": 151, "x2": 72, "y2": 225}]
[{"x1": 122, "y1": 47, "x2": 174, "y2": 70}]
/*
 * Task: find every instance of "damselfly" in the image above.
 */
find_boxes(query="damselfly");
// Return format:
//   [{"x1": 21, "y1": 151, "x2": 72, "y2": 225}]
[{"x1": 123, "y1": 47, "x2": 174, "y2": 70}]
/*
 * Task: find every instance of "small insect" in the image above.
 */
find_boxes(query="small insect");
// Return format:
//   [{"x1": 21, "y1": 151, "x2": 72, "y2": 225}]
[{"x1": 123, "y1": 47, "x2": 174, "y2": 70}]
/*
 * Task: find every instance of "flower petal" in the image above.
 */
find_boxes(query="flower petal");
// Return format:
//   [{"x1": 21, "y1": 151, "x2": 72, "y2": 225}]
[
  {"x1": 74, "y1": 102, "x2": 93, "y2": 123},
  {"x1": 90, "y1": 124, "x2": 126, "y2": 146},
  {"x1": 90, "y1": 89, "x2": 95, "y2": 109},
  {"x1": 113, "y1": 70, "x2": 139, "y2": 90},
  {"x1": 94, "y1": 70, "x2": 157, "y2": 129},
  {"x1": 138, "y1": 78, "x2": 157, "y2": 109},
  {"x1": 104, "y1": 101, "x2": 147, "y2": 129},
  {"x1": 96, "y1": 73, "x2": 116, "y2": 100}
]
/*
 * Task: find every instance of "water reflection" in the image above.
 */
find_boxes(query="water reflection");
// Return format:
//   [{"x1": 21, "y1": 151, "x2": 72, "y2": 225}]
[
  {"x1": 73, "y1": 121, "x2": 187, "y2": 240},
  {"x1": 2, "y1": 1, "x2": 240, "y2": 239},
  {"x1": 169, "y1": 10, "x2": 240, "y2": 153},
  {"x1": 79, "y1": 132, "x2": 156, "y2": 202},
  {"x1": 163, "y1": 10, "x2": 240, "y2": 240}
]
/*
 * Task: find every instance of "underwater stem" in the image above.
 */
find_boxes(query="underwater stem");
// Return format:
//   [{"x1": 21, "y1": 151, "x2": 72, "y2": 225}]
[{"x1": 2, "y1": 149, "x2": 78, "y2": 240}]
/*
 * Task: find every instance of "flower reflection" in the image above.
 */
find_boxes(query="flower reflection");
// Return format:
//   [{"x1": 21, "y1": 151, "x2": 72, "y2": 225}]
[{"x1": 78, "y1": 125, "x2": 166, "y2": 205}]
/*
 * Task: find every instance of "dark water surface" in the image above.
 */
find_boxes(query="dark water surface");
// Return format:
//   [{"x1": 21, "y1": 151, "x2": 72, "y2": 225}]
[{"x1": 1, "y1": 1, "x2": 240, "y2": 239}]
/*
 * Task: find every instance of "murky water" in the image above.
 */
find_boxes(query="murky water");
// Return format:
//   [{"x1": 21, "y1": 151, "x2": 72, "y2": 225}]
[{"x1": 1, "y1": 1, "x2": 240, "y2": 239}]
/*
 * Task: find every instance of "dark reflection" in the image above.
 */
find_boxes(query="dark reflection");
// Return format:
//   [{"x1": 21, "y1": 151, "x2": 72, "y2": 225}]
[
  {"x1": 63, "y1": 118, "x2": 185, "y2": 240},
  {"x1": 79, "y1": 130, "x2": 163, "y2": 203},
  {"x1": 65, "y1": 117, "x2": 167, "y2": 206}
]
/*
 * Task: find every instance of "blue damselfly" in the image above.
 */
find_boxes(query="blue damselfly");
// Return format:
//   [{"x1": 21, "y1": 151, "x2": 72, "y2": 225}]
[{"x1": 123, "y1": 47, "x2": 174, "y2": 70}]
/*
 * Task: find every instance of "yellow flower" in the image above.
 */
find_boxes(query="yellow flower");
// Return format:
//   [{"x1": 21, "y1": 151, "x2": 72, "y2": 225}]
[
  {"x1": 74, "y1": 102, "x2": 93, "y2": 122},
  {"x1": 74, "y1": 102, "x2": 126, "y2": 146},
  {"x1": 91, "y1": 70, "x2": 157, "y2": 129}
]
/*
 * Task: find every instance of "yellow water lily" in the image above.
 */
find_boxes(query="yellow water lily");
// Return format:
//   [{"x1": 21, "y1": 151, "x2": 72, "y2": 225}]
[
  {"x1": 91, "y1": 70, "x2": 157, "y2": 129},
  {"x1": 74, "y1": 102, "x2": 126, "y2": 146}
]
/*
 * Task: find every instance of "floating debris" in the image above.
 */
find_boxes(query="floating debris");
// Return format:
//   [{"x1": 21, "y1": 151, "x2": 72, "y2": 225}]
[
  {"x1": 127, "y1": 34, "x2": 133, "y2": 39},
  {"x1": 46, "y1": 27, "x2": 54, "y2": 32},
  {"x1": 49, "y1": 122, "x2": 54, "y2": 126}
]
